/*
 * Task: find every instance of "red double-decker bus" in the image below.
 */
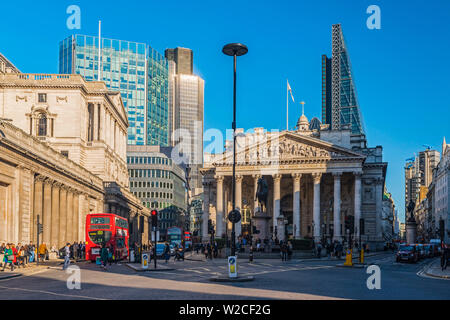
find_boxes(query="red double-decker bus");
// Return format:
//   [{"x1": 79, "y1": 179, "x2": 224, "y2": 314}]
[{"x1": 85, "y1": 213, "x2": 129, "y2": 262}]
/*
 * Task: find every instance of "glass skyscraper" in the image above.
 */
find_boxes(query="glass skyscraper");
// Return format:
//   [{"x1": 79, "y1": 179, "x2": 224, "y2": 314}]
[
  {"x1": 59, "y1": 34, "x2": 168, "y2": 146},
  {"x1": 321, "y1": 24, "x2": 365, "y2": 136}
]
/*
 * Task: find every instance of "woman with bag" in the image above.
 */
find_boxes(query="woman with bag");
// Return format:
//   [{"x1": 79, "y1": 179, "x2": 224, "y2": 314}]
[{"x1": 1, "y1": 244, "x2": 15, "y2": 272}]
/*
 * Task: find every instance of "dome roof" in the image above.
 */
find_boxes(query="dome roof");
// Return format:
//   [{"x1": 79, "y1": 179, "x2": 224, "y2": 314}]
[
  {"x1": 297, "y1": 114, "x2": 309, "y2": 127},
  {"x1": 309, "y1": 117, "x2": 321, "y2": 130}
]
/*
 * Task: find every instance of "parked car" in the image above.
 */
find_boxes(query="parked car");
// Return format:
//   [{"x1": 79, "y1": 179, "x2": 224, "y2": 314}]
[
  {"x1": 155, "y1": 243, "x2": 174, "y2": 258},
  {"x1": 415, "y1": 244, "x2": 426, "y2": 259},
  {"x1": 396, "y1": 244, "x2": 419, "y2": 263}
]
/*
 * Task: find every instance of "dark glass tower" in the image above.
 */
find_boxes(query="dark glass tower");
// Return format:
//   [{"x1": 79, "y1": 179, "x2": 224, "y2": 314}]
[{"x1": 322, "y1": 24, "x2": 365, "y2": 136}]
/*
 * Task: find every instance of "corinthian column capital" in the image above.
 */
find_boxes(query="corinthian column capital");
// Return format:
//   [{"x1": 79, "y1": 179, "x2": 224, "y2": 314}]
[
  {"x1": 272, "y1": 173, "x2": 282, "y2": 181},
  {"x1": 312, "y1": 172, "x2": 322, "y2": 184}
]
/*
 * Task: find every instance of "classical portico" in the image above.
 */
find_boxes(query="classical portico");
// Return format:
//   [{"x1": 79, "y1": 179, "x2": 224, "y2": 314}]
[{"x1": 202, "y1": 130, "x2": 366, "y2": 244}]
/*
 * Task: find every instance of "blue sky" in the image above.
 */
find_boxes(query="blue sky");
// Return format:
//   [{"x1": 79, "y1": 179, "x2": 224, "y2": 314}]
[{"x1": 1, "y1": 0, "x2": 449, "y2": 222}]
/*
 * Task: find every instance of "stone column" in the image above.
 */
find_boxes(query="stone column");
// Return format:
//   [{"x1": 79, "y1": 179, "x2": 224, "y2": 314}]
[
  {"x1": 292, "y1": 173, "x2": 301, "y2": 239},
  {"x1": 235, "y1": 175, "x2": 243, "y2": 239},
  {"x1": 253, "y1": 174, "x2": 262, "y2": 213},
  {"x1": 312, "y1": 173, "x2": 322, "y2": 243},
  {"x1": 73, "y1": 192, "x2": 80, "y2": 241},
  {"x1": 202, "y1": 182, "x2": 210, "y2": 241},
  {"x1": 0, "y1": 185, "x2": 8, "y2": 242},
  {"x1": 33, "y1": 176, "x2": 44, "y2": 243},
  {"x1": 375, "y1": 177, "x2": 383, "y2": 242},
  {"x1": 333, "y1": 172, "x2": 342, "y2": 241},
  {"x1": 59, "y1": 187, "x2": 68, "y2": 247},
  {"x1": 51, "y1": 182, "x2": 61, "y2": 248},
  {"x1": 42, "y1": 179, "x2": 52, "y2": 245},
  {"x1": 354, "y1": 173, "x2": 362, "y2": 239},
  {"x1": 272, "y1": 174, "x2": 281, "y2": 240},
  {"x1": 215, "y1": 175, "x2": 224, "y2": 238},
  {"x1": 66, "y1": 189, "x2": 74, "y2": 243},
  {"x1": 93, "y1": 104, "x2": 99, "y2": 141}
]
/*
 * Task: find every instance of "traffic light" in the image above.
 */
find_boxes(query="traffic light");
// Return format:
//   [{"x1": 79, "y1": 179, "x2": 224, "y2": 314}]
[
  {"x1": 151, "y1": 210, "x2": 158, "y2": 228},
  {"x1": 360, "y1": 218, "x2": 365, "y2": 235},
  {"x1": 38, "y1": 223, "x2": 43, "y2": 234},
  {"x1": 139, "y1": 215, "x2": 144, "y2": 233},
  {"x1": 348, "y1": 216, "x2": 354, "y2": 234}
]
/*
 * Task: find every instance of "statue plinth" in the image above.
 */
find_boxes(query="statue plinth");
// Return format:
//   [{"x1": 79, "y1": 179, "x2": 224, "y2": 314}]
[
  {"x1": 406, "y1": 217, "x2": 417, "y2": 244},
  {"x1": 252, "y1": 209, "x2": 271, "y2": 241}
]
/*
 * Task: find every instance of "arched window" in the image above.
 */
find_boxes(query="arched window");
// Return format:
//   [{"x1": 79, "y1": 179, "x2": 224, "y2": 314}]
[{"x1": 38, "y1": 113, "x2": 47, "y2": 136}]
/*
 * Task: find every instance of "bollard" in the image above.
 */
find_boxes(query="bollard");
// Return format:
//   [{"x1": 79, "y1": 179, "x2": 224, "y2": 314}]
[
  {"x1": 344, "y1": 248, "x2": 353, "y2": 266},
  {"x1": 249, "y1": 247, "x2": 254, "y2": 263},
  {"x1": 360, "y1": 248, "x2": 364, "y2": 264}
]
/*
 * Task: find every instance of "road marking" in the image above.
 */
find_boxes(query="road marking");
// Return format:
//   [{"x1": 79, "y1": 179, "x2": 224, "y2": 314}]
[{"x1": 0, "y1": 284, "x2": 107, "y2": 300}]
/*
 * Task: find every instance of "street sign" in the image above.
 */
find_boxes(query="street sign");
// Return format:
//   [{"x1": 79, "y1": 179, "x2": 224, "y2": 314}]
[
  {"x1": 142, "y1": 253, "x2": 149, "y2": 269},
  {"x1": 228, "y1": 210, "x2": 241, "y2": 223},
  {"x1": 228, "y1": 256, "x2": 238, "y2": 278}
]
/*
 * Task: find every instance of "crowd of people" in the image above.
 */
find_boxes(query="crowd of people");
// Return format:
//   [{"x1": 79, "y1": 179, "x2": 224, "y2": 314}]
[{"x1": 0, "y1": 241, "x2": 87, "y2": 272}]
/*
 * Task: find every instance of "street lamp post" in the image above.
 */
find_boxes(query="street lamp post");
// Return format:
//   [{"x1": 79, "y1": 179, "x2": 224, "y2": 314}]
[{"x1": 222, "y1": 43, "x2": 248, "y2": 257}]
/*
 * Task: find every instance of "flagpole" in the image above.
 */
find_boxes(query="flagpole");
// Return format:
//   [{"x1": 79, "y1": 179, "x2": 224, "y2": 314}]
[{"x1": 286, "y1": 79, "x2": 289, "y2": 131}]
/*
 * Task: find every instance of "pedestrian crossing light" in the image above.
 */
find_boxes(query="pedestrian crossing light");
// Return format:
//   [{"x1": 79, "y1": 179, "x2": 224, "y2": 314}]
[{"x1": 151, "y1": 210, "x2": 158, "y2": 228}]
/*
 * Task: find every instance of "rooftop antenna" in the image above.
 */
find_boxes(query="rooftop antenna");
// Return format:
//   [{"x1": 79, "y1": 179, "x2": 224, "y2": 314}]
[
  {"x1": 300, "y1": 101, "x2": 305, "y2": 116},
  {"x1": 98, "y1": 20, "x2": 102, "y2": 81}
]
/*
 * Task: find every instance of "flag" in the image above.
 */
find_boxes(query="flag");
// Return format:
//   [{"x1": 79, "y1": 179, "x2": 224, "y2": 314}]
[{"x1": 287, "y1": 80, "x2": 295, "y2": 103}]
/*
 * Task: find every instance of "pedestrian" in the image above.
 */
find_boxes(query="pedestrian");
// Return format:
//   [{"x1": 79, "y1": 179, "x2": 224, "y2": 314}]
[
  {"x1": 287, "y1": 241, "x2": 293, "y2": 260},
  {"x1": 280, "y1": 242, "x2": 288, "y2": 261},
  {"x1": 28, "y1": 243, "x2": 35, "y2": 263},
  {"x1": 1, "y1": 244, "x2": 15, "y2": 272},
  {"x1": 73, "y1": 241, "x2": 78, "y2": 261},
  {"x1": 38, "y1": 242, "x2": 47, "y2": 262},
  {"x1": 107, "y1": 244, "x2": 113, "y2": 265},
  {"x1": 62, "y1": 243, "x2": 71, "y2": 270},
  {"x1": 16, "y1": 244, "x2": 26, "y2": 268},
  {"x1": 163, "y1": 242, "x2": 170, "y2": 263},
  {"x1": 203, "y1": 243, "x2": 208, "y2": 260},
  {"x1": 336, "y1": 242, "x2": 343, "y2": 259},
  {"x1": 441, "y1": 244, "x2": 448, "y2": 271},
  {"x1": 207, "y1": 243, "x2": 212, "y2": 260},
  {"x1": 99, "y1": 243, "x2": 109, "y2": 270},
  {"x1": 317, "y1": 242, "x2": 322, "y2": 258},
  {"x1": 213, "y1": 241, "x2": 218, "y2": 258}
]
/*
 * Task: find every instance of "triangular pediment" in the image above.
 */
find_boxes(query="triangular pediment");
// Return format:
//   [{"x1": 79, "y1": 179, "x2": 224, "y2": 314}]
[
  {"x1": 107, "y1": 92, "x2": 129, "y2": 127},
  {"x1": 213, "y1": 130, "x2": 365, "y2": 166}
]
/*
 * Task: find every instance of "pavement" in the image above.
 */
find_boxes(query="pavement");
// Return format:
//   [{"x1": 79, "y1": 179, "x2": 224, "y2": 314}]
[
  {"x1": 0, "y1": 252, "x2": 448, "y2": 300},
  {"x1": 0, "y1": 259, "x2": 82, "y2": 280},
  {"x1": 422, "y1": 258, "x2": 450, "y2": 279}
]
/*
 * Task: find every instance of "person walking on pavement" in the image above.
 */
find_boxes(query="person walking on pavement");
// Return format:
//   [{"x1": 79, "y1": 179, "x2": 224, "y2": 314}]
[
  {"x1": 63, "y1": 243, "x2": 71, "y2": 270},
  {"x1": 72, "y1": 242, "x2": 78, "y2": 261},
  {"x1": 1, "y1": 244, "x2": 15, "y2": 272},
  {"x1": 213, "y1": 241, "x2": 218, "y2": 258},
  {"x1": 207, "y1": 243, "x2": 212, "y2": 260},
  {"x1": 38, "y1": 242, "x2": 47, "y2": 262},
  {"x1": 163, "y1": 242, "x2": 171, "y2": 263},
  {"x1": 100, "y1": 243, "x2": 109, "y2": 270},
  {"x1": 317, "y1": 242, "x2": 322, "y2": 258},
  {"x1": 287, "y1": 241, "x2": 293, "y2": 260}
]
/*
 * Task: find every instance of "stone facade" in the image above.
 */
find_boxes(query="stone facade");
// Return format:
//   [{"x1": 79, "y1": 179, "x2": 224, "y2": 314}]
[
  {"x1": 201, "y1": 116, "x2": 387, "y2": 250},
  {"x1": 0, "y1": 73, "x2": 150, "y2": 247}
]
